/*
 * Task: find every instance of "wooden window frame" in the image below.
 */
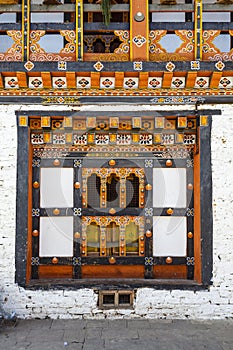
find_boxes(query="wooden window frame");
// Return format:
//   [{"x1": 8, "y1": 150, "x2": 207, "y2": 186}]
[{"x1": 15, "y1": 110, "x2": 213, "y2": 290}]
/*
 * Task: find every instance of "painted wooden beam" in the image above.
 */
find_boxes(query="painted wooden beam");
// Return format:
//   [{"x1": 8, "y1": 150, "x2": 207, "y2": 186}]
[
  {"x1": 115, "y1": 72, "x2": 124, "y2": 88},
  {"x1": 16, "y1": 72, "x2": 27, "y2": 88},
  {"x1": 130, "y1": 0, "x2": 149, "y2": 61},
  {"x1": 186, "y1": 72, "x2": 197, "y2": 88},
  {"x1": 194, "y1": 0, "x2": 202, "y2": 60},
  {"x1": 16, "y1": 110, "x2": 222, "y2": 117},
  {"x1": 0, "y1": 93, "x2": 232, "y2": 105},
  {"x1": 1, "y1": 61, "x2": 233, "y2": 73},
  {"x1": 90, "y1": 72, "x2": 100, "y2": 88},
  {"x1": 150, "y1": 4, "x2": 233, "y2": 12},
  {"x1": 84, "y1": 23, "x2": 129, "y2": 31},
  {"x1": 162, "y1": 72, "x2": 173, "y2": 88},
  {"x1": 41, "y1": 72, "x2": 52, "y2": 88},
  {"x1": 209, "y1": 72, "x2": 222, "y2": 89},
  {"x1": 66, "y1": 72, "x2": 76, "y2": 88},
  {"x1": 0, "y1": 24, "x2": 21, "y2": 30},
  {"x1": 0, "y1": 73, "x2": 3, "y2": 88},
  {"x1": 139, "y1": 72, "x2": 149, "y2": 89},
  {"x1": 1, "y1": 3, "x2": 233, "y2": 13},
  {"x1": 30, "y1": 23, "x2": 75, "y2": 31},
  {"x1": 76, "y1": 0, "x2": 83, "y2": 61}
]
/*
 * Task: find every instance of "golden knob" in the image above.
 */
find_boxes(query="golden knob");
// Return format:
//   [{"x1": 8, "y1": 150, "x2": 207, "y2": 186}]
[
  {"x1": 109, "y1": 256, "x2": 116, "y2": 264},
  {"x1": 109, "y1": 159, "x2": 116, "y2": 166},
  {"x1": 146, "y1": 184, "x2": 152, "y2": 191},
  {"x1": 167, "y1": 208, "x2": 173, "y2": 215},
  {"x1": 32, "y1": 230, "x2": 39, "y2": 237},
  {"x1": 53, "y1": 159, "x2": 60, "y2": 166},
  {"x1": 188, "y1": 231, "x2": 193, "y2": 239},
  {"x1": 74, "y1": 232, "x2": 80, "y2": 239},
  {"x1": 53, "y1": 208, "x2": 60, "y2": 215},
  {"x1": 166, "y1": 257, "x2": 173, "y2": 264},
  {"x1": 33, "y1": 181, "x2": 40, "y2": 189},
  {"x1": 166, "y1": 159, "x2": 173, "y2": 167},
  {"x1": 74, "y1": 182, "x2": 81, "y2": 189},
  {"x1": 145, "y1": 230, "x2": 152, "y2": 238},
  {"x1": 52, "y1": 257, "x2": 58, "y2": 264}
]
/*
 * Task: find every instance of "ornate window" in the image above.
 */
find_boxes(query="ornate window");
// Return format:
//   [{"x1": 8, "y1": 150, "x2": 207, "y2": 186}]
[{"x1": 16, "y1": 111, "x2": 213, "y2": 287}]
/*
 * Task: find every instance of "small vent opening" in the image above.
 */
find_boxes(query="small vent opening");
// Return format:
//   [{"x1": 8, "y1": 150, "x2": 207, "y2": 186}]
[
  {"x1": 118, "y1": 293, "x2": 131, "y2": 305},
  {"x1": 98, "y1": 290, "x2": 134, "y2": 309},
  {"x1": 102, "y1": 294, "x2": 115, "y2": 305}
]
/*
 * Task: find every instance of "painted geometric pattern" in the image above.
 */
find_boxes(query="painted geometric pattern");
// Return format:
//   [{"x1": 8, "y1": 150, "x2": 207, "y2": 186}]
[
  {"x1": 100, "y1": 77, "x2": 115, "y2": 89},
  {"x1": 31, "y1": 133, "x2": 44, "y2": 145},
  {"x1": 76, "y1": 77, "x2": 91, "y2": 88},
  {"x1": 116, "y1": 134, "x2": 131, "y2": 145},
  {"x1": 5, "y1": 74, "x2": 227, "y2": 90},
  {"x1": 183, "y1": 134, "x2": 196, "y2": 145},
  {"x1": 96, "y1": 120, "x2": 109, "y2": 130},
  {"x1": 73, "y1": 134, "x2": 87, "y2": 145},
  {"x1": 56, "y1": 74, "x2": 214, "y2": 90},
  {"x1": 148, "y1": 77, "x2": 162, "y2": 89},
  {"x1": 123, "y1": 78, "x2": 139, "y2": 89},
  {"x1": 219, "y1": 77, "x2": 233, "y2": 88},
  {"x1": 52, "y1": 77, "x2": 67, "y2": 89},
  {"x1": 53, "y1": 133, "x2": 66, "y2": 144},
  {"x1": 95, "y1": 134, "x2": 109, "y2": 145},
  {"x1": 52, "y1": 120, "x2": 64, "y2": 130},
  {"x1": 139, "y1": 134, "x2": 153, "y2": 145},
  {"x1": 161, "y1": 134, "x2": 175, "y2": 145},
  {"x1": 31, "y1": 131, "x2": 196, "y2": 146},
  {"x1": 194, "y1": 77, "x2": 210, "y2": 88},
  {"x1": 5, "y1": 77, "x2": 19, "y2": 88},
  {"x1": 29, "y1": 77, "x2": 43, "y2": 89},
  {"x1": 133, "y1": 35, "x2": 146, "y2": 48},
  {"x1": 171, "y1": 77, "x2": 185, "y2": 88}
]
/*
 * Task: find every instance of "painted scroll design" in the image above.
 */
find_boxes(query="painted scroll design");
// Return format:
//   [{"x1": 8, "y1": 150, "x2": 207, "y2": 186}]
[
  {"x1": 149, "y1": 30, "x2": 191, "y2": 61},
  {"x1": 207, "y1": 30, "x2": 233, "y2": 61},
  {"x1": 0, "y1": 31, "x2": 22, "y2": 61},
  {"x1": 29, "y1": 30, "x2": 75, "y2": 61}
]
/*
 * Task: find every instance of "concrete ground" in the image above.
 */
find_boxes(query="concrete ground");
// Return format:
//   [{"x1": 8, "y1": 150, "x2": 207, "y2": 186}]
[{"x1": 0, "y1": 318, "x2": 233, "y2": 350}]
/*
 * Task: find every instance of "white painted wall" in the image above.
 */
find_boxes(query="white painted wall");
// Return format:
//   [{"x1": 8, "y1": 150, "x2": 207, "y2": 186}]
[{"x1": 0, "y1": 103, "x2": 232, "y2": 320}]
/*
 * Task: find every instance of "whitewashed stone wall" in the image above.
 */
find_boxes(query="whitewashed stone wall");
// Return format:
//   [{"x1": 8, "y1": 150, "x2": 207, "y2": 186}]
[{"x1": 0, "y1": 104, "x2": 232, "y2": 320}]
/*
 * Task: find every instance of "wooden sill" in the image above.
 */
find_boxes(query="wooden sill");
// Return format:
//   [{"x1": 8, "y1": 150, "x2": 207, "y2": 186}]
[{"x1": 26, "y1": 278, "x2": 208, "y2": 291}]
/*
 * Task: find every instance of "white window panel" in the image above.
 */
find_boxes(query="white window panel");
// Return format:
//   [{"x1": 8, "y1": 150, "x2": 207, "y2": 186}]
[
  {"x1": 40, "y1": 168, "x2": 73, "y2": 208},
  {"x1": 153, "y1": 168, "x2": 186, "y2": 208},
  {"x1": 39, "y1": 217, "x2": 73, "y2": 257},
  {"x1": 153, "y1": 216, "x2": 187, "y2": 257}
]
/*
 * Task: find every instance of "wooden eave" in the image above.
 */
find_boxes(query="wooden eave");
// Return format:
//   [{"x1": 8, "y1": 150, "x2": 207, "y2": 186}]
[
  {"x1": 0, "y1": 61, "x2": 232, "y2": 104},
  {"x1": 0, "y1": 73, "x2": 233, "y2": 105}
]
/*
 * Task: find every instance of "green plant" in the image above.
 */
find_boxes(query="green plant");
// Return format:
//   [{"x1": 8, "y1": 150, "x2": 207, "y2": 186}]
[{"x1": 101, "y1": 0, "x2": 112, "y2": 26}]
